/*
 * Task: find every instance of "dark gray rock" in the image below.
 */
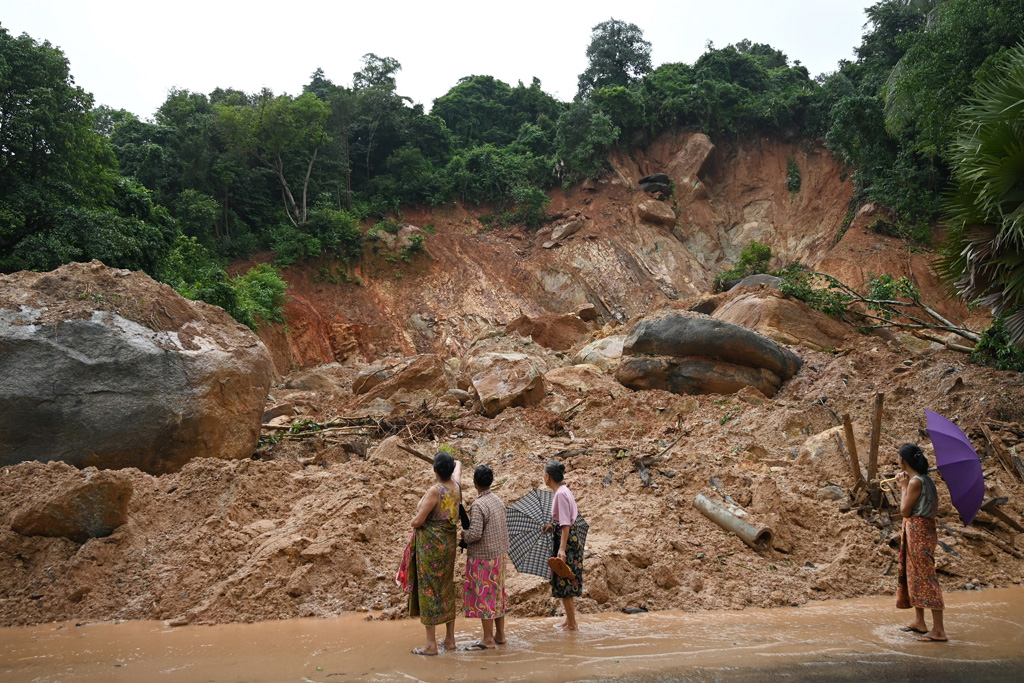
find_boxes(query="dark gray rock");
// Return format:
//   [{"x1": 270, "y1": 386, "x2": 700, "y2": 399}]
[
  {"x1": 0, "y1": 264, "x2": 273, "y2": 474},
  {"x1": 622, "y1": 314, "x2": 802, "y2": 381},
  {"x1": 639, "y1": 181, "x2": 671, "y2": 195},
  {"x1": 639, "y1": 173, "x2": 670, "y2": 185}
]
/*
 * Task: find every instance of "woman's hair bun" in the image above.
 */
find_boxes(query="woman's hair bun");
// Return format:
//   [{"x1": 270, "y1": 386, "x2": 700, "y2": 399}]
[
  {"x1": 545, "y1": 459, "x2": 565, "y2": 482},
  {"x1": 898, "y1": 443, "x2": 929, "y2": 474}
]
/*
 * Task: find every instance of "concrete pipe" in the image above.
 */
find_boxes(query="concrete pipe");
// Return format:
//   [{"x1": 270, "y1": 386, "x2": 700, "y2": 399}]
[{"x1": 693, "y1": 493, "x2": 773, "y2": 551}]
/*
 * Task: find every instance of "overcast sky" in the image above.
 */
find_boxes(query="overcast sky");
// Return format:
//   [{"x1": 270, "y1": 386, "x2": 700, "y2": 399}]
[{"x1": 3, "y1": 1, "x2": 876, "y2": 119}]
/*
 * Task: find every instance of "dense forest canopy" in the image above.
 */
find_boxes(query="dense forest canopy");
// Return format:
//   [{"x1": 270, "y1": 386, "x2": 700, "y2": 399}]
[{"x1": 1, "y1": 1, "x2": 1023, "y2": 352}]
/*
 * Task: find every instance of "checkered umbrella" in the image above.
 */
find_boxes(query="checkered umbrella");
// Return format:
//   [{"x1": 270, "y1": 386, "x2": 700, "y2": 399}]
[{"x1": 506, "y1": 488, "x2": 589, "y2": 579}]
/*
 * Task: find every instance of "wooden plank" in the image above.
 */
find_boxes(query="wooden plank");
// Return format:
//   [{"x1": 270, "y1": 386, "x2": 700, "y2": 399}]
[
  {"x1": 868, "y1": 393, "x2": 884, "y2": 481},
  {"x1": 981, "y1": 497, "x2": 1024, "y2": 533},
  {"x1": 987, "y1": 507, "x2": 1024, "y2": 533},
  {"x1": 842, "y1": 414, "x2": 865, "y2": 489},
  {"x1": 981, "y1": 425, "x2": 1013, "y2": 474},
  {"x1": 982, "y1": 424, "x2": 1024, "y2": 481}
]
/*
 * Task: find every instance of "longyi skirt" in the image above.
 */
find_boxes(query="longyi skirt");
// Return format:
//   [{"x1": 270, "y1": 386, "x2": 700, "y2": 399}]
[{"x1": 463, "y1": 556, "x2": 506, "y2": 619}]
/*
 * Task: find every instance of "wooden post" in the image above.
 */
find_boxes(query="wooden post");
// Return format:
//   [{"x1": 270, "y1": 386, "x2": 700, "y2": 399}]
[
  {"x1": 842, "y1": 414, "x2": 865, "y2": 488},
  {"x1": 868, "y1": 393, "x2": 885, "y2": 481}
]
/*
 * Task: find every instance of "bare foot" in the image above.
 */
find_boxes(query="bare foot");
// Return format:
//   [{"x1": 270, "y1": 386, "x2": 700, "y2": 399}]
[
  {"x1": 901, "y1": 623, "x2": 928, "y2": 634},
  {"x1": 443, "y1": 639, "x2": 457, "y2": 651},
  {"x1": 917, "y1": 630, "x2": 947, "y2": 642}
]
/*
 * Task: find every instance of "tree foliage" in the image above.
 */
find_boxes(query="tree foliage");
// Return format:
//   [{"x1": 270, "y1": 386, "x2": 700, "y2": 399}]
[
  {"x1": 938, "y1": 44, "x2": 1024, "y2": 346},
  {"x1": 9, "y1": 4, "x2": 1024, "y2": 347},
  {"x1": 577, "y1": 19, "x2": 653, "y2": 99}
]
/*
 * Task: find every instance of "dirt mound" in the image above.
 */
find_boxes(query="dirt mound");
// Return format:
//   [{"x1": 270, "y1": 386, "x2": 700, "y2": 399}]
[{"x1": 2, "y1": 332, "x2": 1022, "y2": 627}]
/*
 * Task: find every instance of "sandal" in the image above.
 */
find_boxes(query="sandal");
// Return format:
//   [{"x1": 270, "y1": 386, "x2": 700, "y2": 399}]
[{"x1": 548, "y1": 556, "x2": 575, "y2": 579}]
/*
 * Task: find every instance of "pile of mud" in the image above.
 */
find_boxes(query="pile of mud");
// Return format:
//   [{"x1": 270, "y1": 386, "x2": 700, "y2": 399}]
[{"x1": 2, "y1": 334, "x2": 1022, "y2": 627}]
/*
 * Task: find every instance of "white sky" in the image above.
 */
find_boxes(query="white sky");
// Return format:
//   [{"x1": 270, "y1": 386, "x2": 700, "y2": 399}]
[{"x1": 2, "y1": 0, "x2": 876, "y2": 119}]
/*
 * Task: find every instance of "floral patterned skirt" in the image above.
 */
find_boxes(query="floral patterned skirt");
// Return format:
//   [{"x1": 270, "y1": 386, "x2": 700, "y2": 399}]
[
  {"x1": 897, "y1": 515, "x2": 944, "y2": 611},
  {"x1": 463, "y1": 556, "x2": 507, "y2": 619},
  {"x1": 550, "y1": 526, "x2": 583, "y2": 599},
  {"x1": 409, "y1": 519, "x2": 458, "y2": 626}
]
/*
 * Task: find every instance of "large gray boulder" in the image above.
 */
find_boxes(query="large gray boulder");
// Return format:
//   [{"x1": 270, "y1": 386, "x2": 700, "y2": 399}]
[
  {"x1": 0, "y1": 261, "x2": 274, "y2": 474},
  {"x1": 615, "y1": 313, "x2": 802, "y2": 397}
]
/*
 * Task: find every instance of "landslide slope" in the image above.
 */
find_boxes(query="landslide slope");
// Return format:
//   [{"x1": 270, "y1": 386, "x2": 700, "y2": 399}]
[
  {"x1": 247, "y1": 132, "x2": 970, "y2": 376},
  {"x1": 2, "y1": 133, "x2": 1020, "y2": 628}
]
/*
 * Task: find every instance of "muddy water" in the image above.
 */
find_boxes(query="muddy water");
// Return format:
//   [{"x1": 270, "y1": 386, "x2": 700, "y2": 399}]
[{"x1": 2, "y1": 587, "x2": 1022, "y2": 683}]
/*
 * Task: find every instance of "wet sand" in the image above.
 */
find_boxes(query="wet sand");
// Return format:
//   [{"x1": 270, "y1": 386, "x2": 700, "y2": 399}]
[{"x1": 2, "y1": 587, "x2": 1022, "y2": 682}]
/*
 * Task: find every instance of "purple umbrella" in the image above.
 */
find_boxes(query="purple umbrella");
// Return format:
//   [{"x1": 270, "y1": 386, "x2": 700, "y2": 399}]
[{"x1": 925, "y1": 409, "x2": 985, "y2": 526}]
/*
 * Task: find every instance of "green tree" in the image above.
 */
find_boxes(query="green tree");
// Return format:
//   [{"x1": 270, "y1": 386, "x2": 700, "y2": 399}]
[
  {"x1": 938, "y1": 44, "x2": 1024, "y2": 346},
  {"x1": 350, "y1": 54, "x2": 414, "y2": 190},
  {"x1": 577, "y1": 19, "x2": 652, "y2": 99},
  {"x1": 214, "y1": 89, "x2": 329, "y2": 227},
  {"x1": 553, "y1": 101, "x2": 619, "y2": 183},
  {"x1": 0, "y1": 27, "x2": 178, "y2": 274}
]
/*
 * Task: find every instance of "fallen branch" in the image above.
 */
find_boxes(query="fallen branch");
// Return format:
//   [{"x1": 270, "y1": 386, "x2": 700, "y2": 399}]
[
  {"x1": 654, "y1": 435, "x2": 685, "y2": 460},
  {"x1": 913, "y1": 330, "x2": 976, "y2": 354},
  {"x1": 805, "y1": 272, "x2": 981, "y2": 344},
  {"x1": 397, "y1": 442, "x2": 433, "y2": 465}
]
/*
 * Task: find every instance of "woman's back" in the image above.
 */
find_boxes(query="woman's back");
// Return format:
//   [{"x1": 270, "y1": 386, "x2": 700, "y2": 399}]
[{"x1": 429, "y1": 482, "x2": 461, "y2": 523}]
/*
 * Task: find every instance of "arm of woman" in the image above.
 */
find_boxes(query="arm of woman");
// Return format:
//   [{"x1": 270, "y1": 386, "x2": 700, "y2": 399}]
[
  {"x1": 899, "y1": 477, "x2": 922, "y2": 519},
  {"x1": 463, "y1": 503, "x2": 484, "y2": 545},
  {"x1": 452, "y1": 459, "x2": 463, "y2": 488},
  {"x1": 557, "y1": 524, "x2": 570, "y2": 563},
  {"x1": 411, "y1": 486, "x2": 439, "y2": 528}
]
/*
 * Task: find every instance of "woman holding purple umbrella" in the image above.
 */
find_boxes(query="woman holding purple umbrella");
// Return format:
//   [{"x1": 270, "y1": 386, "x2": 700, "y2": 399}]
[{"x1": 895, "y1": 443, "x2": 947, "y2": 642}]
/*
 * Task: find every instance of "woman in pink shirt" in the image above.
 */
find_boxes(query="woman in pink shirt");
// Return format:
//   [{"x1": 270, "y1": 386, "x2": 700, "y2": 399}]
[{"x1": 541, "y1": 460, "x2": 582, "y2": 631}]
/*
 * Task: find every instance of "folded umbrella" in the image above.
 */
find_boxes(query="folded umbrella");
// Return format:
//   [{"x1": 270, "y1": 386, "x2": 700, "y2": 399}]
[
  {"x1": 925, "y1": 409, "x2": 985, "y2": 526},
  {"x1": 506, "y1": 488, "x2": 589, "y2": 579}
]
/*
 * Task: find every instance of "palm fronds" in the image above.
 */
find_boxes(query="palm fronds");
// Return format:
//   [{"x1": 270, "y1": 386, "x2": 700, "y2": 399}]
[{"x1": 939, "y1": 44, "x2": 1024, "y2": 345}]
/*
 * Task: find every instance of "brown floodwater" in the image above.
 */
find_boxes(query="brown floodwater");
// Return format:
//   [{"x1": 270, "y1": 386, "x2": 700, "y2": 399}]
[{"x1": 2, "y1": 587, "x2": 1022, "y2": 683}]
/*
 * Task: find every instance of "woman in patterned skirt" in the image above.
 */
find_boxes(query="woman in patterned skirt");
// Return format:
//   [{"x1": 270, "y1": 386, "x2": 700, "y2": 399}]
[
  {"x1": 895, "y1": 443, "x2": 947, "y2": 642},
  {"x1": 541, "y1": 460, "x2": 582, "y2": 631},
  {"x1": 461, "y1": 464, "x2": 509, "y2": 649},
  {"x1": 409, "y1": 451, "x2": 462, "y2": 655}
]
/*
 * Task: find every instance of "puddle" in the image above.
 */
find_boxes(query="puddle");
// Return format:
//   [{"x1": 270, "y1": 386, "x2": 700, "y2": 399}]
[{"x1": 2, "y1": 587, "x2": 1022, "y2": 682}]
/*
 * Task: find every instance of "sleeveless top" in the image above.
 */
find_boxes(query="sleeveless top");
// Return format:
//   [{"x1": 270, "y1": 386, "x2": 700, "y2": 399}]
[
  {"x1": 911, "y1": 473, "x2": 938, "y2": 519},
  {"x1": 428, "y1": 482, "x2": 461, "y2": 524}
]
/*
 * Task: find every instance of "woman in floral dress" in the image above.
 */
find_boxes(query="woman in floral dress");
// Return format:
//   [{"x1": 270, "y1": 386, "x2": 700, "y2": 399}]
[
  {"x1": 541, "y1": 460, "x2": 582, "y2": 631},
  {"x1": 895, "y1": 443, "x2": 947, "y2": 642},
  {"x1": 409, "y1": 451, "x2": 462, "y2": 655}
]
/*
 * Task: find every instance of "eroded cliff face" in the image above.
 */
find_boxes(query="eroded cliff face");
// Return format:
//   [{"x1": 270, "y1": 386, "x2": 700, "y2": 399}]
[{"x1": 243, "y1": 133, "x2": 966, "y2": 376}]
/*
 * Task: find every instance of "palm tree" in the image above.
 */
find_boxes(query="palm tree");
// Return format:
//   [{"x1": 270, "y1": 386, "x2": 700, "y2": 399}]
[{"x1": 938, "y1": 44, "x2": 1024, "y2": 345}]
